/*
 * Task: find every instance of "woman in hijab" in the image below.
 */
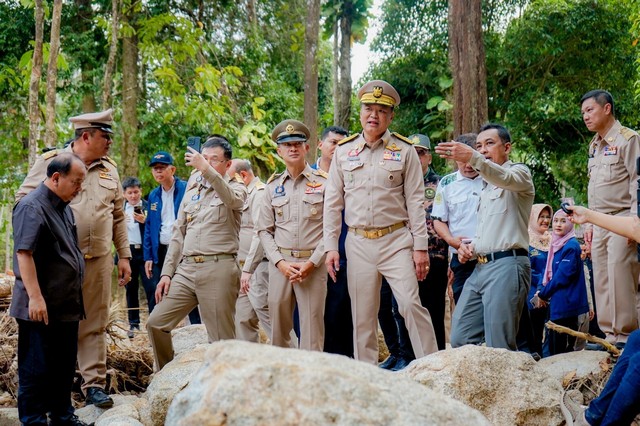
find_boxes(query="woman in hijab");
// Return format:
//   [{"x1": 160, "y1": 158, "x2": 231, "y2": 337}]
[
  {"x1": 534, "y1": 209, "x2": 589, "y2": 355},
  {"x1": 526, "y1": 203, "x2": 552, "y2": 355}
]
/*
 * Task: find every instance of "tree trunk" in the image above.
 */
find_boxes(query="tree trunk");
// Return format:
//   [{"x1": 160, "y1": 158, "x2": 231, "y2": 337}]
[
  {"x1": 27, "y1": 0, "x2": 44, "y2": 167},
  {"x1": 337, "y1": 13, "x2": 352, "y2": 131},
  {"x1": 121, "y1": 9, "x2": 139, "y2": 177},
  {"x1": 332, "y1": 21, "x2": 340, "y2": 126},
  {"x1": 102, "y1": 0, "x2": 119, "y2": 109},
  {"x1": 44, "y1": 0, "x2": 63, "y2": 148},
  {"x1": 303, "y1": 0, "x2": 320, "y2": 163},
  {"x1": 448, "y1": 0, "x2": 488, "y2": 137},
  {"x1": 77, "y1": 0, "x2": 97, "y2": 112}
]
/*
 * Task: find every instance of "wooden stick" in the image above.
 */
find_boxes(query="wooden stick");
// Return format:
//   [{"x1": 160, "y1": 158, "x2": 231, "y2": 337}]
[{"x1": 545, "y1": 321, "x2": 621, "y2": 356}]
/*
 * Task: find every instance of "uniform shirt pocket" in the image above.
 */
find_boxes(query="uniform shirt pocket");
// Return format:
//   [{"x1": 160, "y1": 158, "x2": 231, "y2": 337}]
[
  {"x1": 98, "y1": 178, "x2": 117, "y2": 206},
  {"x1": 379, "y1": 161, "x2": 404, "y2": 188},
  {"x1": 302, "y1": 194, "x2": 323, "y2": 220},
  {"x1": 487, "y1": 187, "x2": 506, "y2": 215},
  {"x1": 342, "y1": 161, "x2": 364, "y2": 189},
  {"x1": 207, "y1": 197, "x2": 227, "y2": 223},
  {"x1": 271, "y1": 197, "x2": 290, "y2": 223}
]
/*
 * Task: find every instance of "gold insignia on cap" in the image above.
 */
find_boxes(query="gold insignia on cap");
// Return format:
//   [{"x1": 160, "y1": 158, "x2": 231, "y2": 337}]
[
  {"x1": 373, "y1": 86, "x2": 383, "y2": 98},
  {"x1": 286, "y1": 124, "x2": 295, "y2": 133},
  {"x1": 412, "y1": 137, "x2": 419, "y2": 144}
]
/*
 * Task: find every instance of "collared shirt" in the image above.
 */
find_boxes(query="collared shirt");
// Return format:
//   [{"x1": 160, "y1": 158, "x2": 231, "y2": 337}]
[
  {"x1": 160, "y1": 182, "x2": 176, "y2": 245},
  {"x1": 324, "y1": 130, "x2": 429, "y2": 252},
  {"x1": 15, "y1": 144, "x2": 131, "y2": 260},
  {"x1": 469, "y1": 152, "x2": 534, "y2": 254},
  {"x1": 125, "y1": 202, "x2": 143, "y2": 245},
  {"x1": 587, "y1": 120, "x2": 640, "y2": 215},
  {"x1": 423, "y1": 167, "x2": 448, "y2": 259},
  {"x1": 238, "y1": 177, "x2": 266, "y2": 262},
  {"x1": 11, "y1": 184, "x2": 85, "y2": 322},
  {"x1": 257, "y1": 164, "x2": 327, "y2": 266},
  {"x1": 161, "y1": 166, "x2": 247, "y2": 278},
  {"x1": 432, "y1": 171, "x2": 483, "y2": 254}
]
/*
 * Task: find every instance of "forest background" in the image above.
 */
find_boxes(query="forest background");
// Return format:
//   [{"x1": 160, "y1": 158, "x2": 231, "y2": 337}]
[{"x1": 1, "y1": 0, "x2": 640, "y2": 272}]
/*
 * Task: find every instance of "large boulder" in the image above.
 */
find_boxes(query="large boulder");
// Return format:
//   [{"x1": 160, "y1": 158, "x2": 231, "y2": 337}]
[
  {"x1": 141, "y1": 345, "x2": 208, "y2": 426},
  {"x1": 403, "y1": 345, "x2": 565, "y2": 426},
  {"x1": 166, "y1": 340, "x2": 490, "y2": 425},
  {"x1": 537, "y1": 350, "x2": 612, "y2": 386},
  {"x1": 171, "y1": 325, "x2": 208, "y2": 357}
]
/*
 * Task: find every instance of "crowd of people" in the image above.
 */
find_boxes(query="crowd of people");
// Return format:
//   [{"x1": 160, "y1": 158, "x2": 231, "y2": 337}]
[{"x1": 9, "y1": 83, "x2": 640, "y2": 425}]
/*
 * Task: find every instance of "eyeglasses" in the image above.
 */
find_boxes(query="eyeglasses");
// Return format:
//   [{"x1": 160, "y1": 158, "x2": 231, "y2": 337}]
[{"x1": 417, "y1": 149, "x2": 430, "y2": 156}]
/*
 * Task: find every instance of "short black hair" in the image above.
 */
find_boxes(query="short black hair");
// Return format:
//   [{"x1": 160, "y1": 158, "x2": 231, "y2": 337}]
[
  {"x1": 479, "y1": 123, "x2": 511, "y2": 145},
  {"x1": 73, "y1": 128, "x2": 98, "y2": 140},
  {"x1": 46, "y1": 153, "x2": 83, "y2": 178},
  {"x1": 122, "y1": 176, "x2": 141, "y2": 190},
  {"x1": 203, "y1": 134, "x2": 233, "y2": 160},
  {"x1": 321, "y1": 126, "x2": 348, "y2": 140},
  {"x1": 455, "y1": 133, "x2": 478, "y2": 149},
  {"x1": 581, "y1": 89, "x2": 615, "y2": 117}
]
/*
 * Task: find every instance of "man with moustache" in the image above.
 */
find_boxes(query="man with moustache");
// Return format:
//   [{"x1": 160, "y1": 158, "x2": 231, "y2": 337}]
[
  {"x1": 16, "y1": 109, "x2": 131, "y2": 408},
  {"x1": 436, "y1": 124, "x2": 534, "y2": 350},
  {"x1": 324, "y1": 80, "x2": 438, "y2": 364}
]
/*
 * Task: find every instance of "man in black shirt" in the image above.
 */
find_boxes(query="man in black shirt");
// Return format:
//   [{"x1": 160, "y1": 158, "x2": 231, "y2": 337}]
[{"x1": 11, "y1": 153, "x2": 88, "y2": 426}]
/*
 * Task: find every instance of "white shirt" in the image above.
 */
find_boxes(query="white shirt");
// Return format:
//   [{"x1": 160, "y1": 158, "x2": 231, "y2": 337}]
[
  {"x1": 159, "y1": 183, "x2": 176, "y2": 245},
  {"x1": 125, "y1": 203, "x2": 142, "y2": 245},
  {"x1": 431, "y1": 171, "x2": 483, "y2": 254}
]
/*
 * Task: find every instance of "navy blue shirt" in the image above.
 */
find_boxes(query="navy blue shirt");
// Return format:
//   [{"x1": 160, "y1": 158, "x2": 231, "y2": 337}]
[{"x1": 10, "y1": 184, "x2": 85, "y2": 321}]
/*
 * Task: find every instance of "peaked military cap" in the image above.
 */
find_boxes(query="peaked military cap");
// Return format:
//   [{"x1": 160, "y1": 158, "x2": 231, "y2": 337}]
[
  {"x1": 271, "y1": 119, "x2": 310, "y2": 144},
  {"x1": 409, "y1": 134, "x2": 431, "y2": 150},
  {"x1": 357, "y1": 80, "x2": 400, "y2": 107},
  {"x1": 69, "y1": 108, "x2": 114, "y2": 134}
]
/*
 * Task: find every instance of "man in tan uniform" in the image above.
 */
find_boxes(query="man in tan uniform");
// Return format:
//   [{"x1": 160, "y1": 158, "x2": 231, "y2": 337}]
[
  {"x1": 16, "y1": 109, "x2": 131, "y2": 408},
  {"x1": 230, "y1": 159, "x2": 271, "y2": 342},
  {"x1": 256, "y1": 119, "x2": 328, "y2": 351},
  {"x1": 146, "y1": 136, "x2": 246, "y2": 370},
  {"x1": 323, "y1": 80, "x2": 438, "y2": 364},
  {"x1": 581, "y1": 89, "x2": 640, "y2": 348}
]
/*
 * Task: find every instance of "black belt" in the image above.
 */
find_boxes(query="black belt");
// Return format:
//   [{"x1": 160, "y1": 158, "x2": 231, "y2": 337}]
[
  {"x1": 130, "y1": 244, "x2": 142, "y2": 250},
  {"x1": 477, "y1": 248, "x2": 528, "y2": 264}
]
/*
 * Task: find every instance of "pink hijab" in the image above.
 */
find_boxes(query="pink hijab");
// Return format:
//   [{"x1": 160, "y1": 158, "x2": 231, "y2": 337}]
[{"x1": 542, "y1": 210, "x2": 575, "y2": 285}]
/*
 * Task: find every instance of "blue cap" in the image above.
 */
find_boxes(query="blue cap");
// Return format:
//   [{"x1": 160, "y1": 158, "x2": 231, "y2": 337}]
[{"x1": 149, "y1": 151, "x2": 174, "y2": 166}]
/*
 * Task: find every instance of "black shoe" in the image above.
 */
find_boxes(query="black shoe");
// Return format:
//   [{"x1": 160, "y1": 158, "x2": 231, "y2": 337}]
[
  {"x1": 615, "y1": 341, "x2": 626, "y2": 351},
  {"x1": 85, "y1": 387, "x2": 113, "y2": 408},
  {"x1": 391, "y1": 357, "x2": 412, "y2": 371},
  {"x1": 49, "y1": 414, "x2": 91, "y2": 426},
  {"x1": 379, "y1": 355, "x2": 398, "y2": 370}
]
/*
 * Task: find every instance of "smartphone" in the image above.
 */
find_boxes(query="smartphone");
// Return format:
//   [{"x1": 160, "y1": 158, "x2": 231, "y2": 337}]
[
  {"x1": 187, "y1": 136, "x2": 201, "y2": 153},
  {"x1": 134, "y1": 205, "x2": 143, "y2": 215}
]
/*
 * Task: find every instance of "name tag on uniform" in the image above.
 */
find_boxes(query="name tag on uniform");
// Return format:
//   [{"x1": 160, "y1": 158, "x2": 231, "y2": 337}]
[
  {"x1": 150, "y1": 202, "x2": 158, "y2": 211},
  {"x1": 603, "y1": 146, "x2": 618, "y2": 156}
]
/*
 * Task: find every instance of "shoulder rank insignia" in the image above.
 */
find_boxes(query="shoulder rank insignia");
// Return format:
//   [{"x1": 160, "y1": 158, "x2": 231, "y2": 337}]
[
  {"x1": 312, "y1": 168, "x2": 328, "y2": 179},
  {"x1": 337, "y1": 133, "x2": 359, "y2": 146},
  {"x1": 104, "y1": 156, "x2": 117, "y2": 167},
  {"x1": 620, "y1": 127, "x2": 637, "y2": 141},
  {"x1": 234, "y1": 174, "x2": 244, "y2": 183},
  {"x1": 391, "y1": 132, "x2": 413, "y2": 145},
  {"x1": 255, "y1": 180, "x2": 266, "y2": 189},
  {"x1": 42, "y1": 149, "x2": 59, "y2": 160},
  {"x1": 267, "y1": 171, "x2": 283, "y2": 184}
]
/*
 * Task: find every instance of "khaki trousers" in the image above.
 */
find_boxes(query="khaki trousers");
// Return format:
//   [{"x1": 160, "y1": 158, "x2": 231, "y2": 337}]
[
  {"x1": 146, "y1": 257, "x2": 239, "y2": 370},
  {"x1": 346, "y1": 229, "x2": 438, "y2": 364},
  {"x1": 592, "y1": 224, "x2": 640, "y2": 344},
  {"x1": 78, "y1": 255, "x2": 113, "y2": 392},
  {"x1": 235, "y1": 260, "x2": 271, "y2": 342},
  {"x1": 268, "y1": 254, "x2": 327, "y2": 351}
]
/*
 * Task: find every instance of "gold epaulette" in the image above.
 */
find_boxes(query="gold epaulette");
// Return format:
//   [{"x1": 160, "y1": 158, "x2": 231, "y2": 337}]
[
  {"x1": 620, "y1": 127, "x2": 638, "y2": 141},
  {"x1": 42, "y1": 149, "x2": 59, "y2": 160},
  {"x1": 190, "y1": 168, "x2": 198, "y2": 175},
  {"x1": 234, "y1": 174, "x2": 244, "y2": 184},
  {"x1": 255, "y1": 180, "x2": 266, "y2": 189},
  {"x1": 267, "y1": 171, "x2": 283, "y2": 184},
  {"x1": 104, "y1": 156, "x2": 117, "y2": 167},
  {"x1": 313, "y1": 168, "x2": 329, "y2": 179},
  {"x1": 392, "y1": 132, "x2": 413, "y2": 144},
  {"x1": 337, "y1": 133, "x2": 359, "y2": 146}
]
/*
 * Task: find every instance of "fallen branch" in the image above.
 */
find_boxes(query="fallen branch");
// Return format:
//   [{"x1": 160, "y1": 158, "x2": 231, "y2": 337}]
[{"x1": 545, "y1": 321, "x2": 620, "y2": 356}]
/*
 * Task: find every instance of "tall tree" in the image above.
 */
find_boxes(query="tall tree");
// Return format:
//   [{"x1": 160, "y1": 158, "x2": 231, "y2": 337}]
[
  {"x1": 75, "y1": 0, "x2": 97, "y2": 112},
  {"x1": 44, "y1": 0, "x2": 63, "y2": 148},
  {"x1": 303, "y1": 0, "x2": 320, "y2": 161},
  {"x1": 121, "y1": 0, "x2": 139, "y2": 177},
  {"x1": 102, "y1": 0, "x2": 119, "y2": 109},
  {"x1": 448, "y1": 0, "x2": 487, "y2": 136},
  {"x1": 27, "y1": 0, "x2": 44, "y2": 166}
]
